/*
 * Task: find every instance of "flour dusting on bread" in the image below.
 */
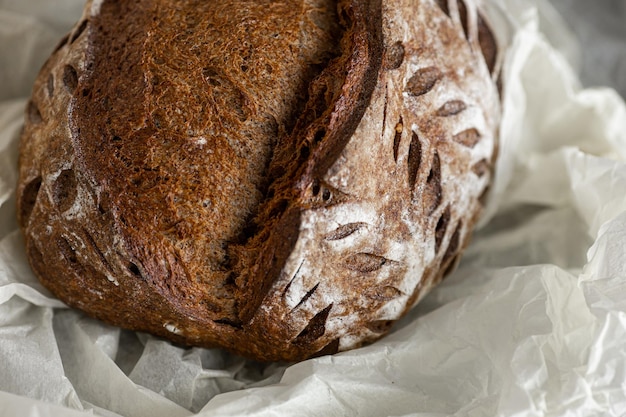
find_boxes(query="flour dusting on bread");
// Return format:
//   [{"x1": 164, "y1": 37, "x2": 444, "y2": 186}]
[{"x1": 17, "y1": 0, "x2": 501, "y2": 361}]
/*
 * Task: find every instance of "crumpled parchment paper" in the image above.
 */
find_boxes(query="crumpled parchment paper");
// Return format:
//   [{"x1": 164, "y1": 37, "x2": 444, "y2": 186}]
[{"x1": 1, "y1": 0, "x2": 626, "y2": 416}]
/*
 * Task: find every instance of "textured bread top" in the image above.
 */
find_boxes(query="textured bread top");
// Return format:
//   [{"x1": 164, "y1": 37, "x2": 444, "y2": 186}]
[
  {"x1": 75, "y1": 0, "x2": 344, "y2": 323},
  {"x1": 18, "y1": 0, "x2": 501, "y2": 361}
]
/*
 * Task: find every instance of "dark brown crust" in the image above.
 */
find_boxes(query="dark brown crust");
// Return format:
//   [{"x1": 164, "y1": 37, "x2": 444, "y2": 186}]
[
  {"x1": 234, "y1": 0, "x2": 384, "y2": 324},
  {"x1": 18, "y1": 0, "x2": 386, "y2": 360},
  {"x1": 70, "y1": 0, "x2": 349, "y2": 328},
  {"x1": 17, "y1": 0, "x2": 500, "y2": 362}
]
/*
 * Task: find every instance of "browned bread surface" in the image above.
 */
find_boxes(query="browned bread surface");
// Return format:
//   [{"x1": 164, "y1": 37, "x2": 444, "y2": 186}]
[{"x1": 18, "y1": 0, "x2": 501, "y2": 361}]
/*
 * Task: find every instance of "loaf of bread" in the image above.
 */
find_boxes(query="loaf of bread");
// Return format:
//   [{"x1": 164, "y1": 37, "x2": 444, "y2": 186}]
[{"x1": 17, "y1": 0, "x2": 501, "y2": 361}]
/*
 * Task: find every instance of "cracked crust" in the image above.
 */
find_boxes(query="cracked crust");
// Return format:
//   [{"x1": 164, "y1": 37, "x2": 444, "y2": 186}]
[{"x1": 18, "y1": 0, "x2": 501, "y2": 361}]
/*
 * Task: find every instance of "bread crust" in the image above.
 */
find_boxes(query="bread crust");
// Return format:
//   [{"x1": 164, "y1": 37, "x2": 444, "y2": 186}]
[{"x1": 18, "y1": 0, "x2": 500, "y2": 361}]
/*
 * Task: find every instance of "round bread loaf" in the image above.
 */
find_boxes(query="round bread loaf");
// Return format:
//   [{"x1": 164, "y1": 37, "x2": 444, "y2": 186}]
[{"x1": 17, "y1": 0, "x2": 501, "y2": 361}]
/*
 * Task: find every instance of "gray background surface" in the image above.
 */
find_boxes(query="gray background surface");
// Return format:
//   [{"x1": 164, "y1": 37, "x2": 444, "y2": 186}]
[
  {"x1": 549, "y1": 0, "x2": 626, "y2": 97},
  {"x1": 0, "y1": 0, "x2": 624, "y2": 99}
]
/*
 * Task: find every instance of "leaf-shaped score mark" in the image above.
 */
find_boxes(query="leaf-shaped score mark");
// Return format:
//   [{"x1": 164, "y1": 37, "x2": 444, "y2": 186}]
[
  {"x1": 453, "y1": 128, "x2": 481, "y2": 148},
  {"x1": 366, "y1": 320, "x2": 395, "y2": 334},
  {"x1": 443, "y1": 222, "x2": 462, "y2": 265},
  {"x1": 70, "y1": 19, "x2": 89, "y2": 44},
  {"x1": 478, "y1": 14, "x2": 498, "y2": 74},
  {"x1": 435, "y1": 0, "x2": 450, "y2": 17},
  {"x1": 291, "y1": 304, "x2": 333, "y2": 346},
  {"x1": 52, "y1": 169, "x2": 78, "y2": 213},
  {"x1": 407, "y1": 131, "x2": 422, "y2": 191},
  {"x1": 292, "y1": 283, "x2": 320, "y2": 311},
  {"x1": 343, "y1": 253, "x2": 389, "y2": 273},
  {"x1": 435, "y1": 0, "x2": 498, "y2": 75},
  {"x1": 457, "y1": 0, "x2": 470, "y2": 41},
  {"x1": 405, "y1": 67, "x2": 442, "y2": 97},
  {"x1": 383, "y1": 41, "x2": 405, "y2": 71},
  {"x1": 63, "y1": 64, "x2": 79, "y2": 93},
  {"x1": 325, "y1": 222, "x2": 367, "y2": 241},
  {"x1": 437, "y1": 100, "x2": 467, "y2": 117},
  {"x1": 434, "y1": 206, "x2": 451, "y2": 254},
  {"x1": 366, "y1": 285, "x2": 403, "y2": 301},
  {"x1": 19, "y1": 176, "x2": 42, "y2": 226},
  {"x1": 423, "y1": 151, "x2": 443, "y2": 214},
  {"x1": 472, "y1": 159, "x2": 490, "y2": 178},
  {"x1": 27, "y1": 101, "x2": 42, "y2": 124}
]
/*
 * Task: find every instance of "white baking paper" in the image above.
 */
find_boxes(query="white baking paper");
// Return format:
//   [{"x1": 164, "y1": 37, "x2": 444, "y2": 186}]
[{"x1": 1, "y1": 0, "x2": 625, "y2": 416}]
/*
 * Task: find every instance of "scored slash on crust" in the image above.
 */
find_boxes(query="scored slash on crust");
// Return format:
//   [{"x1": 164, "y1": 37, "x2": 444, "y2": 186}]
[
  {"x1": 16, "y1": 0, "x2": 501, "y2": 361},
  {"x1": 295, "y1": 0, "x2": 500, "y2": 353}
]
